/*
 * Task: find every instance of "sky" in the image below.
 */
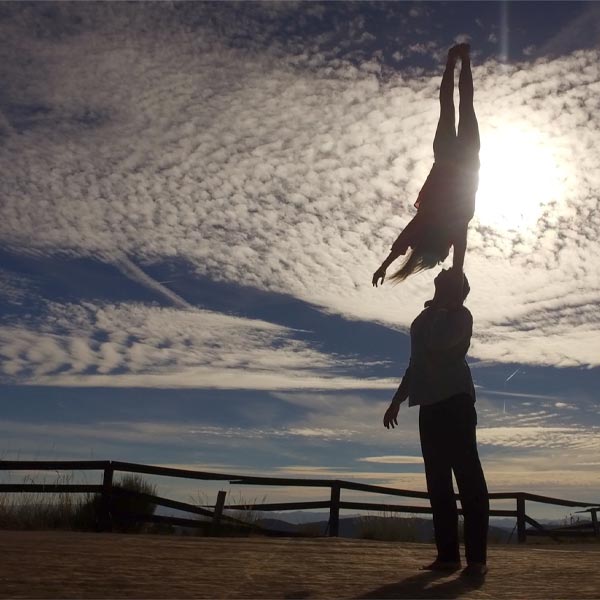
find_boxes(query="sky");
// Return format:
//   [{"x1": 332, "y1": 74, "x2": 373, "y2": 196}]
[{"x1": 1, "y1": 1, "x2": 600, "y2": 519}]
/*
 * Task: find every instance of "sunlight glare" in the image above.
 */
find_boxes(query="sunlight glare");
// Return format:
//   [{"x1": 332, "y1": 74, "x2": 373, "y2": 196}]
[{"x1": 476, "y1": 125, "x2": 567, "y2": 232}]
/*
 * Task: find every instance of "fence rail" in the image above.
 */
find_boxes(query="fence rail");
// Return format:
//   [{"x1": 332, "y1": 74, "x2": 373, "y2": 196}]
[
  {"x1": 0, "y1": 484, "x2": 103, "y2": 494},
  {"x1": 1, "y1": 460, "x2": 598, "y2": 542}
]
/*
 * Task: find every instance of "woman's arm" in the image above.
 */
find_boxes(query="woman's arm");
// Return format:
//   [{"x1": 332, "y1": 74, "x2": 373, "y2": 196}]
[
  {"x1": 452, "y1": 223, "x2": 468, "y2": 273},
  {"x1": 372, "y1": 247, "x2": 402, "y2": 286},
  {"x1": 448, "y1": 223, "x2": 469, "y2": 306},
  {"x1": 372, "y1": 226, "x2": 415, "y2": 287}
]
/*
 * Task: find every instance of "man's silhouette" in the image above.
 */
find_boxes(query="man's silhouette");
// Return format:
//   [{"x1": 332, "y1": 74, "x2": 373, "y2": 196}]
[{"x1": 384, "y1": 268, "x2": 488, "y2": 577}]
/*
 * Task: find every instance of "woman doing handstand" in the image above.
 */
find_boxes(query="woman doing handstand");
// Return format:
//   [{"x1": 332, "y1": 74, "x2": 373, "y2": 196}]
[{"x1": 373, "y1": 43, "x2": 480, "y2": 294}]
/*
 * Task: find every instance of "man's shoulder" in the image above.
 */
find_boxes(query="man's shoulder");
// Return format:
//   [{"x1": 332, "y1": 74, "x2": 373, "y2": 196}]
[
  {"x1": 422, "y1": 306, "x2": 473, "y2": 333},
  {"x1": 412, "y1": 307, "x2": 430, "y2": 324},
  {"x1": 460, "y1": 306, "x2": 473, "y2": 321},
  {"x1": 452, "y1": 306, "x2": 473, "y2": 326}
]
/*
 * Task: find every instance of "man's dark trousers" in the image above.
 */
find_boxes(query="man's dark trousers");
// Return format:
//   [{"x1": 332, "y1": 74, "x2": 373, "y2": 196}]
[{"x1": 419, "y1": 393, "x2": 489, "y2": 564}]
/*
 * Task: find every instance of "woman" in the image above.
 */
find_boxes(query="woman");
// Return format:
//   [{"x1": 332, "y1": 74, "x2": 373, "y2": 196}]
[
  {"x1": 373, "y1": 43, "x2": 480, "y2": 289},
  {"x1": 383, "y1": 268, "x2": 489, "y2": 577}
]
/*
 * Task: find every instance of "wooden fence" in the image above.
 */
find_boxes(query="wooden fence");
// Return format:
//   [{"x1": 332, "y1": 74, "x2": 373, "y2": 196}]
[{"x1": 1, "y1": 460, "x2": 599, "y2": 543}]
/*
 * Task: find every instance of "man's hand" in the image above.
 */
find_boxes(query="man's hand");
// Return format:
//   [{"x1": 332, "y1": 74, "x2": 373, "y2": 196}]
[
  {"x1": 383, "y1": 400, "x2": 400, "y2": 429},
  {"x1": 372, "y1": 265, "x2": 387, "y2": 287}
]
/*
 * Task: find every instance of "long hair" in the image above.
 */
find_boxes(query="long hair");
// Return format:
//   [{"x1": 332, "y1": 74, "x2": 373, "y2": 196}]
[{"x1": 388, "y1": 237, "x2": 451, "y2": 283}]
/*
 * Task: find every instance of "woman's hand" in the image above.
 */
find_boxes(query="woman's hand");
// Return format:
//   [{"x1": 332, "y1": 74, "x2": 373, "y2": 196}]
[
  {"x1": 383, "y1": 400, "x2": 400, "y2": 429},
  {"x1": 372, "y1": 265, "x2": 387, "y2": 287}
]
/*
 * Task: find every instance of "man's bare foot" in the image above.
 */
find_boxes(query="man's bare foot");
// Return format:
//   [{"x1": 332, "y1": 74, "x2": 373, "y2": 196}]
[
  {"x1": 460, "y1": 563, "x2": 488, "y2": 578},
  {"x1": 420, "y1": 560, "x2": 462, "y2": 572}
]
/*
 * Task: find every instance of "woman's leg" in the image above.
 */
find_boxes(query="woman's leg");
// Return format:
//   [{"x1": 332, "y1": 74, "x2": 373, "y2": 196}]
[
  {"x1": 452, "y1": 46, "x2": 479, "y2": 280},
  {"x1": 457, "y1": 46, "x2": 480, "y2": 159},
  {"x1": 432, "y1": 48, "x2": 459, "y2": 161}
]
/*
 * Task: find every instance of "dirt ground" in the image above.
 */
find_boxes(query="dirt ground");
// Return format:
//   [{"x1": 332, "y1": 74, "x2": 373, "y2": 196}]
[{"x1": 1, "y1": 531, "x2": 599, "y2": 599}]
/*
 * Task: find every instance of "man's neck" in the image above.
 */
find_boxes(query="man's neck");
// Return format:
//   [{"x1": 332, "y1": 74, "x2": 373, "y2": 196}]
[{"x1": 428, "y1": 297, "x2": 444, "y2": 309}]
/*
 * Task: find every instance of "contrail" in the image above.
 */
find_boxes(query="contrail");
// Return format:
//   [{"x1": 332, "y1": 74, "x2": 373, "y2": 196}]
[
  {"x1": 111, "y1": 254, "x2": 193, "y2": 310},
  {"x1": 503, "y1": 367, "x2": 520, "y2": 414}
]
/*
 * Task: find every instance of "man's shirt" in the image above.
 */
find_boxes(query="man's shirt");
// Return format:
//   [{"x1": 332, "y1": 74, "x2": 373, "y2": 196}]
[{"x1": 405, "y1": 305, "x2": 475, "y2": 407}]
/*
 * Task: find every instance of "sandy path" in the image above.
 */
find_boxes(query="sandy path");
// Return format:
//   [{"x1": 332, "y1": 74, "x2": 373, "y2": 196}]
[{"x1": 1, "y1": 531, "x2": 599, "y2": 599}]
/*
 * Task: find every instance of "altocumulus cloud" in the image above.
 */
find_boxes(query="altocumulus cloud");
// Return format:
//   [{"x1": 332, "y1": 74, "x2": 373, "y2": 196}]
[
  {"x1": 477, "y1": 425, "x2": 600, "y2": 450},
  {"x1": 2, "y1": 3, "x2": 600, "y2": 369},
  {"x1": 0, "y1": 301, "x2": 392, "y2": 390}
]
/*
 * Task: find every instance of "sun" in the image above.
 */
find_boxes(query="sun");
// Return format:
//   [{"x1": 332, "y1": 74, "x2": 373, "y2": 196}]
[{"x1": 476, "y1": 124, "x2": 568, "y2": 232}]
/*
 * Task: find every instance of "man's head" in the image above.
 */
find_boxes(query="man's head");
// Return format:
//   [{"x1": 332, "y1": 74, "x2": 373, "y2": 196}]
[{"x1": 431, "y1": 268, "x2": 470, "y2": 306}]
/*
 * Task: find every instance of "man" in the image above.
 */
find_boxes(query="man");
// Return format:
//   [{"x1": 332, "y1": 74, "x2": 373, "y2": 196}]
[{"x1": 383, "y1": 268, "x2": 488, "y2": 577}]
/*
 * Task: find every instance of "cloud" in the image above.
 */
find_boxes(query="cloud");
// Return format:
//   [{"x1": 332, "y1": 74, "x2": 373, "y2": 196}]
[
  {"x1": 357, "y1": 455, "x2": 423, "y2": 464},
  {"x1": 477, "y1": 425, "x2": 600, "y2": 450},
  {"x1": 2, "y1": 4, "x2": 600, "y2": 370},
  {"x1": 454, "y1": 33, "x2": 471, "y2": 44},
  {"x1": 554, "y1": 401, "x2": 577, "y2": 410},
  {"x1": 0, "y1": 269, "x2": 35, "y2": 306},
  {"x1": 0, "y1": 301, "x2": 393, "y2": 390}
]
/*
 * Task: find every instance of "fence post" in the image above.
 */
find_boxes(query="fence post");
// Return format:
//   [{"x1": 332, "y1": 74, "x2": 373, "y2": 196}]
[
  {"x1": 516, "y1": 493, "x2": 526, "y2": 543},
  {"x1": 100, "y1": 465, "x2": 114, "y2": 532},
  {"x1": 212, "y1": 490, "x2": 227, "y2": 535},
  {"x1": 591, "y1": 509, "x2": 599, "y2": 537},
  {"x1": 329, "y1": 481, "x2": 340, "y2": 537}
]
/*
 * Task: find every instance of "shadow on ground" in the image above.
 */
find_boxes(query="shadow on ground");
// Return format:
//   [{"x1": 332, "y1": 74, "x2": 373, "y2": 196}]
[{"x1": 358, "y1": 570, "x2": 485, "y2": 599}]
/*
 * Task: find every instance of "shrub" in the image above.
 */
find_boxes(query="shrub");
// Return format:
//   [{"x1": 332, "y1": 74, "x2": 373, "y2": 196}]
[
  {"x1": 0, "y1": 473, "x2": 83, "y2": 531},
  {"x1": 75, "y1": 473, "x2": 157, "y2": 533},
  {"x1": 358, "y1": 513, "x2": 421, "y2": 542},
  {"x1": 190, "y1": 490, "x2": 267, "y2": 537}
]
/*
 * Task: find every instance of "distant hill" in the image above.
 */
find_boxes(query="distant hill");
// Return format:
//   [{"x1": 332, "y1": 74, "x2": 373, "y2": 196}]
[
  {"x1": 156, "y1": 506, "x2": 567, "y2": 535},
  {"x1": 158, "y1": 504, "x2": 593, "y2": 542},
  {"x1": 255, "y1": 515, "x2": 515, "y2": 543}
]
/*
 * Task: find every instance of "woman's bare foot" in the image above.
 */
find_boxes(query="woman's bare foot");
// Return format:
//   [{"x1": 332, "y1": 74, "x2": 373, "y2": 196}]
[
  {"x1": 457, "y1": 42, "x2": 471, "y2": 61},
  {"x1": 447, "y1": 45, "x2": 461, "y2": 64}
]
